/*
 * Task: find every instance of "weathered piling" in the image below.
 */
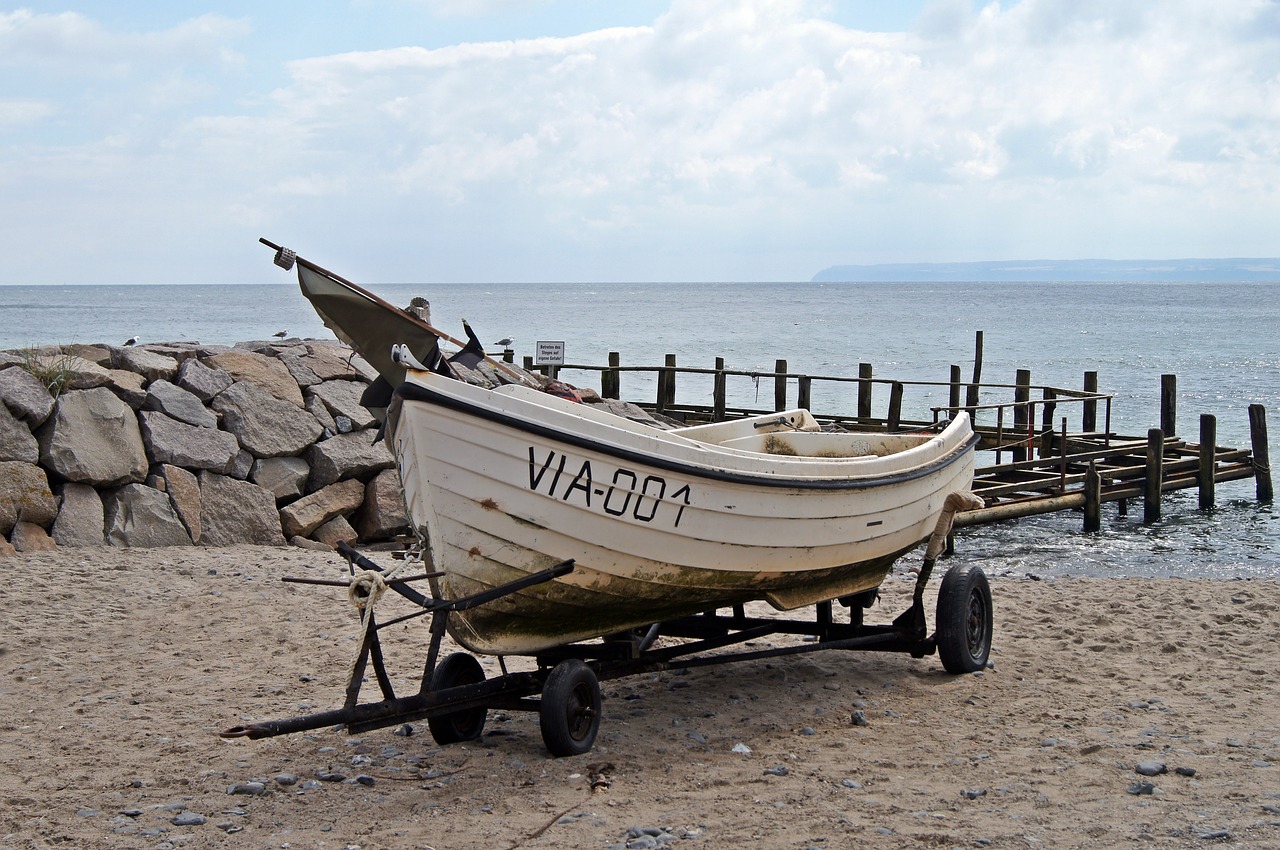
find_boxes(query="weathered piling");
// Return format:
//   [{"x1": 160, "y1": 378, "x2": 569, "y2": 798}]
[
  {"x1": 797, "y1": 375, "x2": 812, "y2": 411},
  {"x1": 887, "y1": 382, "x2": 904, "y2": 432},
  {"x1": 1161, "y1": 374, "x2": 1177, "y2": 438},
  {"x1": 774, "y1": 359, "x2": 787, "y2": 412},
  {"x1": 965, "y1": 330, "x2": 984, "y2": 413},
  {"x1": 604, "y1": 351, "x2": 621, "y2": 399},
  {"x1": 713, "y1": 357, "x2": 727, "y2": 421},
  {"x1": 1083, "y1": 462, "x2": 1102, "y2": 531},
  {"x1": 1083, "y1": 371, "x2": 1098, "y2": 433},
  {"x1": 949, "y1": 365, "x2": 962, "y2": 416},
  {"x1": 1013, "y1": 369, "x2": 1031, "y2": 462},
  {"x1": 1251, "y1": 404, "x2": 1273, "y2": 503},
  {"x1": 1145, "y1": 428, "x2": 1164, "y2": 524},
  {"x1": 656, "y1": 354, "x2": 676, "y2": 413},
  {"x1": 1199, "y1": 413, "x2": 1217, "y2": 510},
  {"x1": 857, "y1": 363, "x2": 873, "y2": 419}
]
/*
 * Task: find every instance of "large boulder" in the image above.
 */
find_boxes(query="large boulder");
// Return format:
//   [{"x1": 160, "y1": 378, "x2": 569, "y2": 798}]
[
  {"x1": 116, "y1": 347, "x2": 178, "y2": 383},
  {"x1": 11, "y1": 520, "x2": 57, "y2": 552},
  {"x1": 0, "y1": 461, "x2": 57, "y2": 536},
  {"x1": 198, "y1": 472, "x2": 286, "y2": 546},
  {"x1": 176, "y1": 357, "x2": 233, "y2": 402},
  {"x1": 278, "y1": 478, "x2": 365, "y2": 538},
  {"x1": 37, "y1": 387, "x2": 149, "y2": 487},
  {"x1": 51, "y1": 483, "x2": 106, "y2": 547},
  {"x1": 157, "y1": 464, "x2": 201, "y2": 544},
  {"x1": 203, "y1": 350, "x2": 304, "y2": 407},
  {"x1": 0, "y1": 402, "x2": 38, "y2": 463},
  {"x1": 138, "y1": 410, "x2": 240, "y2": 471},
  {"x1": 354, "y1": 468, "x2": 410, "y2": 540},
  {"x1": 0, "y1": 366, "x2": 55, "y2": 426},
  {"x1": 250, "y1": 456, "x2": 310, "y2": 502},
  {"x1": 306, "y1": 380, "x2": 378, "y2": 431},
  {"x1": 106, "y1": 369, "x2": 148, "y2": 408},
  {"x1": 143, "y1": 379, "x2": 218, "y2": 428},
  {"x1": 312, "y1": 515, "x2": 357, "y2": 548},
  {"x1": 210, "y1": 382, "x2": 323, "y2": 458},
  {"x1": 103, "y1": 483, "x2": 192, "y2": 547},
  {"x1": 305, "y1": 429, "x2": 394, "y2": 490}
]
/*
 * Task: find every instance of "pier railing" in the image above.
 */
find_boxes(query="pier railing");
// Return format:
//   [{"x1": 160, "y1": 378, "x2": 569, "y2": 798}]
[{"x1": 514, "y1": 347, "x2": 1271, "y2": 529}]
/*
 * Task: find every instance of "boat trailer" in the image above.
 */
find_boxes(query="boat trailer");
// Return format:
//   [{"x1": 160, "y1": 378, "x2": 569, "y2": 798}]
[{"x1": 221, "y1": 533, "x2": 994, "y2": 758}]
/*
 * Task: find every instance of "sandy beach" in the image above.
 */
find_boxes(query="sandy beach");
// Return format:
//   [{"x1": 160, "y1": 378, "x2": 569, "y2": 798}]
[{"x1": 3, "y1": 544, "x2": 1279, "y2": 849}]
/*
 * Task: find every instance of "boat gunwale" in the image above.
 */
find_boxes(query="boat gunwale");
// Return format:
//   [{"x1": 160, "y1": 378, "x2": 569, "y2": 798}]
[{"x1": 392, "y1": 379, "x2": 979, "y2": 492}]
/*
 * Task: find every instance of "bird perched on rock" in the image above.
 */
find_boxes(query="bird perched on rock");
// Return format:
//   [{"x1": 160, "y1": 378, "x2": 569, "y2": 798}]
[
  {"x1": 273, "y1": 329, "x2": 288, "y2": 338},
  {"x1": 124, "y1": 336, "x2": 139, "y2": 346}
]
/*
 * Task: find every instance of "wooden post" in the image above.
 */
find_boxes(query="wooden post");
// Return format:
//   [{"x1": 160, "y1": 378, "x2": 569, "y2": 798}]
[
  {"x1": 523, "y1": 355, "x2": 534, "y2": 371},
  {"x1": 797, "y1": 375, "x2": 812, "y2": 411},
  {"x1": 965, "y1": 330, "x2": 984, "y2": 412},
  {"x1": 1198, "y1": 413, "x2": 1216, "y2": 510},
  {"x1": 949, "y1": 365, "x2": 961, "y2": 418},
  {"x1": 713, "y1": 357, "x2": 727, "y2": 422},
  {"x1": 1039, "y1": 388, "x2": 1057, "y2": 457},
  {"x1": 857, "y1": 363, "x2": 873, "y2": 421},
  {"x1": 603, "y1": 351, "x2": 621, "y2": 399},
  {"x1": 502, "y1": 348, "x2": 514, "y2": 364},
  {"x1": 774, "y1": 359, "x2": 787, "y2": 412},
  {"x1": 1161, "y1": 374, "x2": 1177, "y2": 438},
  {"x1": 1250, "y1": 404, "x2": 1273, "y2": 503},
  {"x1": 1083, "y1": 461, "x2": 1101, "y2": 531},
  {"x1": 1144, "y1": 427, "x2": 1164, "y2": 524},
  {"x1": 887, "y1": 382, "x2": 904, "y2": 432},
  {"x1": 656, "y1": 353, "x2": 675, "y2": 413},
  {"x1": 1083, "y1": 371, "x2": 1098, "y2": 433},
  {"x1": 1013, "y1": 369, "x2": 1031, "y2": 463}
]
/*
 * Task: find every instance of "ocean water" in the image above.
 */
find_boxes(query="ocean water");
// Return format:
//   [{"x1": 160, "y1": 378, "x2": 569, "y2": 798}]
[{"x1": 2, "y1": 279, "x2": 1276, "y2": 579}]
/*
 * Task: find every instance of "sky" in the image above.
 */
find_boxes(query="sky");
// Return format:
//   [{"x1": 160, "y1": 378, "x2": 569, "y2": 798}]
[{"x1": 1, "y1": 0, "x2": 1278, "y2": 284}]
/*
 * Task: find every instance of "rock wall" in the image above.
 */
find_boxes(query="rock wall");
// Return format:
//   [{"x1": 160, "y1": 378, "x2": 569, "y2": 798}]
[{"x1": 0, "y1": 339, "x2": 409, "y2": 554}]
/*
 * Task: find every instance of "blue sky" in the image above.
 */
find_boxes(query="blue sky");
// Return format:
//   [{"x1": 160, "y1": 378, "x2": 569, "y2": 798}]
[{"x1": 2, "y1": 0, "x2": 1277, "y2": 284}]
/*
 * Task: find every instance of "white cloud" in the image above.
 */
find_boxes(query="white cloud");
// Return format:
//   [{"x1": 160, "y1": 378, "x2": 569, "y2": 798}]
[{"x1": 2, "y1": 0, "x2": 1279, "y2": 283}]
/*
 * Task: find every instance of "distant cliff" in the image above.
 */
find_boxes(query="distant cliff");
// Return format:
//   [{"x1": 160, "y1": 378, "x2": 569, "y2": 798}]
[{"x1": 811, "y1": 258, "x2": 1280, "y2": 283}]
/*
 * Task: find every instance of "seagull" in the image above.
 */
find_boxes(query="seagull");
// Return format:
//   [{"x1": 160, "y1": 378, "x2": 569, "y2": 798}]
[
  {"x1": 123, "y1": 336, "x2": 139, "y2": 346},
  {"x1": 493, "y1": 337, "x2": 516, "y2": 348},
  {"x1": 273, "y1": 329, "x2": 288, "y2": 339}
]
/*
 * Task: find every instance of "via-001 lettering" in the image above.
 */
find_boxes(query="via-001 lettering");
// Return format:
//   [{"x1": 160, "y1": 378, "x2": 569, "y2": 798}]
[{"x1": 527, "y1": 447, "x2": 691, "y2": 527}]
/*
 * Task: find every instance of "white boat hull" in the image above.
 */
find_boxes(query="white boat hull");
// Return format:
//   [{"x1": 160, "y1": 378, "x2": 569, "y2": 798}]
[{"x1": 390, "y1": 371, "x2": 977, "y2": 654}]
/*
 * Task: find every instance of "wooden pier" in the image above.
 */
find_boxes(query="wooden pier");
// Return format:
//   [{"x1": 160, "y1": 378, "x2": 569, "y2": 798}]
[{"x1": 517, "y1": 334, "x2": 1273, "y2": 530}]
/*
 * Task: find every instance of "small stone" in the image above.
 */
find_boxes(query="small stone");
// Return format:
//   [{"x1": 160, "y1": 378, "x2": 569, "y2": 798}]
[
  {"x1": 1198, "y1": 830, "x2": 1231, "y2": 840},
  {"x1": 1135, "y1": 760, "x2": 1167, "y2": 776},
  {"x1": 731, "y1": 743, "x2": 752, "y2": 754},
  {"x1": 354, "y1": 775, "x2": 376, "y2": 786},
  {"x1": 687, "y1": 731, "x2": 708, "y2": 745},
  {"x1": 298, "y1": 780, "x2": 322, "y2": 790},
  {"x1": 961, "y1": 788, "x2": 987, "y2": 800},
  {"x1": 393, "y1": 724, "x2": 414, "y2": 737},
  {"x1": 171, "y1": 812, "x2": 207, "y2": 826},
  {"x1": 226, "y1": 781, "x2": 267, "y2": 796},
  {"x1": 1127, "y1": 781, "x2": 1156, "y2": 795},
  {"x1": 763, "y1": 765, "x2": 789, "y2": 776},
  {"x1": 1175, "y1": 766, "x2": 1197, "y2": 777},
  {"x1": 315, "y1": 770, "x2": 346, "y2": 782},
  {"x1": 840, "y1": 778, "x2": 863, "y2": 789},
  {"x1": 273, "y1": 773, "x2": 298, "y2": 786},
  {"x1": 799, "y1": 726, "x2": 816, "y2": 736},
  {"x1": 850, "y1": 710, "x2": 868, "y2": 727}
]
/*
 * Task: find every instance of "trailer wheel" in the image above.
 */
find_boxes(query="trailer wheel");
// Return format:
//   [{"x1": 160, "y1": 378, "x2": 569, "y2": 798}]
[
  {"x1": 426, "y1": 652, "x2": 488, "y2": 744},
  {"x1": 936, "y1": 564, "x2": 993, "y2": 674},
  {"x1": 539, "y1": 659, "x2": 601, "y2": 757}
]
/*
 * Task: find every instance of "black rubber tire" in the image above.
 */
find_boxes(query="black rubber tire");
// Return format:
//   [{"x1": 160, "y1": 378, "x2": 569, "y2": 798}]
[
  {"x1": 426, "y1": 652, "x2": 488, "y2": 745},
  {"x1": 935, "y1": 564, "x2": 993, "y2": 674},
  {"x1": 539, "y1": 659, "x2": 602, "y2": 758}
]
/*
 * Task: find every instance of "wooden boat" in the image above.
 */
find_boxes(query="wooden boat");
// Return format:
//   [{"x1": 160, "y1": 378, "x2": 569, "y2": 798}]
[{"x1": 388, "y1": 354, "x2": 979, "y2": 654}]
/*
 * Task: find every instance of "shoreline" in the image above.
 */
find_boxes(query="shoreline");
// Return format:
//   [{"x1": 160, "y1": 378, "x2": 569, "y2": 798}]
[{"x1": 3, "y1": 544, "x2": 1279, "y2": 849}]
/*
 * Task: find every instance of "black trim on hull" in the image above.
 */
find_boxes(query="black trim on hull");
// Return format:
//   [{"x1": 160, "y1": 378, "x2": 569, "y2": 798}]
[{"x1": 392, "y1": 380, "x2": 979, "y2": 492}]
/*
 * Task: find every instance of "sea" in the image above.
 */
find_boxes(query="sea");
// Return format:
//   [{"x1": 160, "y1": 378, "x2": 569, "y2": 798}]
[{"x1": 2, "y1": 279, "x2": 1276, "y2": 580}]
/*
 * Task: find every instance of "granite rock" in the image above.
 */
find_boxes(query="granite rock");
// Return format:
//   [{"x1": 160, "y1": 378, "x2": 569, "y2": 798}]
[
  {"x1": 103, "y1": 483, "x2": 193, "y2": 547},
  {"x1": 139, "y1": 410, "x2": 240, "y2": 471},
  {"x1": 198, "y1": 472, "x2": 286, "y2": 546},
  {"x1": 279, "y1": 478, "x2": 365, "y2": 538},
  {"x1": 51, "y1": 483, "x2": 106, "y2": 547},
  {"x1": 306, "y1": 429, "x2": 394, "y2": 490},
  {"x1": 143, "y1": 379, "x2": 218, "y2": 428},
  {"x1": 0, "y1": 366, "x2": 55, "y2": 426},
  {"x1": 204, "y1": 350, "x2": 304, "y2": 407},
  {"x1": 0, "y1": 402, "x2": 38, "y2": 463},
  {"x1": 37, "y1": 387, "x2": 149, "y2": 487},
  {"x1": 210, "y1": 382, "x2": 323, "y2": 458},
  {"x1": 0, "y1": 461, "x2": 58, "y2": 536}
]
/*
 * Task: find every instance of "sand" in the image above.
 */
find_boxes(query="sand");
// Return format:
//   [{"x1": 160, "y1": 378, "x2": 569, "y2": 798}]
[{"x1": 2, "y1": 544, "x2": 1279, "y2": 849}]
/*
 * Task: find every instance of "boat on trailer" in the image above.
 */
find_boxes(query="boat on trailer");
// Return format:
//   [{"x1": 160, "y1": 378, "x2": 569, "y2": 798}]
[{"x1": 223, "y1": 241, "x2": 995, "y2": 757}]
